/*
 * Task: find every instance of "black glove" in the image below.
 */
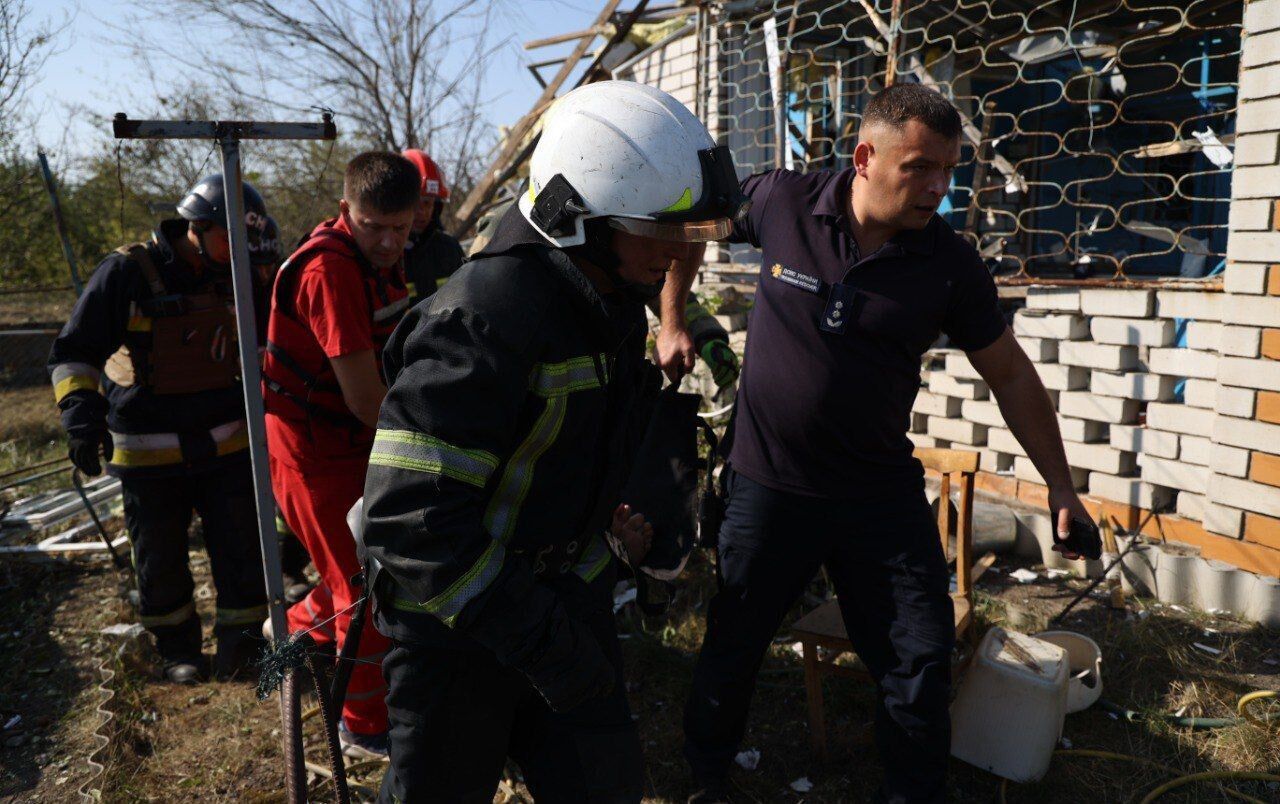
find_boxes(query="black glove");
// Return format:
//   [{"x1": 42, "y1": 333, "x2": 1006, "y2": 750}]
[
  {"x1": 68, "y1": 429, "x2": 112, "y2": 476},
  {"x1": 1055, "y1": 516, "x2": 1103, "y2": 561}
]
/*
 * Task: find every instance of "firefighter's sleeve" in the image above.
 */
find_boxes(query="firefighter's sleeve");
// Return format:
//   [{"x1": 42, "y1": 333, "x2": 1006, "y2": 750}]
[{"x1": 47, "y1": 257, "x2": 130, "y2": 438}]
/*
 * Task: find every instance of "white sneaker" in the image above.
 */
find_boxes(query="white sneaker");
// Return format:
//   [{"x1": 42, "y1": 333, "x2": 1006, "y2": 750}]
[{"x1": 338, "y1": 721, "x2": 388, "y2": 760}]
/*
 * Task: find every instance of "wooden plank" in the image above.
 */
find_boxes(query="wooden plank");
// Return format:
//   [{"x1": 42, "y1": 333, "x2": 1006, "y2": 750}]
[
  {"x1": 913, "y1": 447, "x2": 980, "y2": 475},
  {"x1": 524, "y1": 26, "x2": 605, "y2": 51}
]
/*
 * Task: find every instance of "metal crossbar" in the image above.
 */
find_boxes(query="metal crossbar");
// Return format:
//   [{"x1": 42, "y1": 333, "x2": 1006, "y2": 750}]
[{"x1": 701, "y1": 0, "x2": 1241, "y2": 283}]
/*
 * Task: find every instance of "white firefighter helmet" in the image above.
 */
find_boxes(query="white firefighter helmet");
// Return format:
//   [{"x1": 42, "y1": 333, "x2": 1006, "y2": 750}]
[{"x1": 519, "y1": 80, "x2": 749, "y2": 248}]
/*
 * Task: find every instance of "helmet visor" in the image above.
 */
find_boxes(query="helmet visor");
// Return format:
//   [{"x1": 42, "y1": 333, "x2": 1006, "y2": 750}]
[{"x1": 606, "y1": 215, "x2": 733, "y2": 243}]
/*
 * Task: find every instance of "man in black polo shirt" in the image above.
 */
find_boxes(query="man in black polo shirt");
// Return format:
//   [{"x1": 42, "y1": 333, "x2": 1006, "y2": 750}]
[{"x1": 679, "y1": 84, "x2": 1094, "y2": 803}]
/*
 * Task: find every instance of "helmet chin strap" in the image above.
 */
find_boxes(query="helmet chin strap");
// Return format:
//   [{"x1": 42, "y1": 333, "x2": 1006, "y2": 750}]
[{"x1": 577, "y1": 218, "x2": 664, "y2": 302}]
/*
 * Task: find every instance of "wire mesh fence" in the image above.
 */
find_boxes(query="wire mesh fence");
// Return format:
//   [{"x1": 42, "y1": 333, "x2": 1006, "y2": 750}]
[{"x1": 701, "y1": 0, "x2": 1240, "y2": 283}]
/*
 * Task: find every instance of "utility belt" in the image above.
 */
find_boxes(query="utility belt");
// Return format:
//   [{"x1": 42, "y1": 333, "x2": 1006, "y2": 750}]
[{"x1": 109, "y1": 419, "x2": 249, "y2": 469}]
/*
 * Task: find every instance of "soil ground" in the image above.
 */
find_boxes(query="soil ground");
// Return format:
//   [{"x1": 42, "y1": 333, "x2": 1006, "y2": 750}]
[{"x1": 1, "y1": 535, "x2": 1277, "y2": 803}]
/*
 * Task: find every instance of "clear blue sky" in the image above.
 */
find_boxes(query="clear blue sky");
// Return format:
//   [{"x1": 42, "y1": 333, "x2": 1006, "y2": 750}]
[{"x1": 30, "y1": 0, "x2": 601, "y2": 161}]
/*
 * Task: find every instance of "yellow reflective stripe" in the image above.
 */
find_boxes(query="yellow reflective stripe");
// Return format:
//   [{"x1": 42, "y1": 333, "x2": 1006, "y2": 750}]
[
  {"x1": 139, "y1": 601, "x2": 195, "y2": 628},
  {"x1": 369, "y1": 430, "x2": 498, "y2": 488},
  {"x1": 216, "y1": 604, "x2": 268, "y2": 626},
  {"x1": 435, "y1": 277, "x2": 449, "y2": 289},
  {"x1": 483, "y1": 395, "x2": 568, "y2": 542},
  {"x1": 111, "y1": 445, "x2": 184, "y2": 467},
  {"x1": 53, "y1": 374, "x2": 99, "y2": 403},
  {"x1": 127, "y1": 315, "x2": 152, "y2": 332},
  {"x1": 572, "y1": 532, "x2": 612, "y2": 584},
  {"x1": 392, "y1": 539, "x2": 506, "y2": 626},
  {"x1": 407, "y1": 281, "x2": 419, "y2": 297},
  {"x1": 530, "y1": 354, "x2": 607, "y2": 397},
  {"x1": 109, "y1": 422, "x2": 249, "y2": 467}
]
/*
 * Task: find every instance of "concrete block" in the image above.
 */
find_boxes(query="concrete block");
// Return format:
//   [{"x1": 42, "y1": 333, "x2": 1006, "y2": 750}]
[
  {"x1": 1184, "y1": 321, "x2": 1222, "y2": 351},
  {"x1": 1216, "y1": 385, "x2": 1256, "y2": 418},
  {"x1": 1147, "y1": 402, "x2": 1216, "y2": 436},
  {"x1": 1177, "y1": 492, "x2": 1206, "y2": 521},
  {"x1": 1219, "y1": 294, "x2": 1280, "y2": 328},
  {"x1": 1229, "y1": 199, "x2": 1276, "y2": 231},
  {"x1": 1208, "y1": 473, "x2": 1280, "y2": 519},
  {"x1": 1090, "y1": 316, "x2": 1176, "y2": 346},
  {"x1": 1242, "y1": 63, "x2": 1280, "y2": 103},
  {"x1": 1059, "y1": 416, "x2": 1107, "y2": 443},
  {"x1": 1226, "y1": 263, "x2": 1271, "y2": 295},
  {"x1": 1234, "y1": 132, "x2": 1280, "y2": 166},
  {"x1": 1242, "y1": 30, "x2": 1280, "y2": 69},
  {"x1": 1015, "y1": 336, "x2": 1059, "y2": 362},
  {"x1": 1015, "y1": 456, "x2": 1087, "y2": 490},
  {"x1": 1138, "y1": 454, "x2": 1209, "y2": 494},
  {"x1": 1034, "y1": 363, "x2": 1090, "y2": 391},
  {"x1": 1080, "y1": 288, "x2": 1154, "y2": 318},
  {"x1": 961, "y1": 399, "x2": 1005, "y2": 428},
  {"x1": 1013, "y1": 310, "x2": 1089, "y2": 340},
  {"x1": 907, "y1": 432, "x2": 945, "y2": 450},
  {"x1": 1089, "y1": 472, "x2": 1175, "y2": 510},
  {"x1": 1064, "y1": 441, "x2": 1137, "y2": 474},
  {"x1": 1059, "y1": 391, "x2": 1139, "y2": 423},
  {"x1": 1203, "y1": 502, "x2": 1245, "y2": 538},
  {"x1": 913, "y1": 390, "x2": 961, "y2": 417},
  {"x1": 1232, "y1": 163, "x2": 1280, "y2": 194},
  {"x1": 927, "y1": 416, "x2": 988, "y2": 445},
  {"x1": 979, "y1": 449, "x2": 1014, "y2": 473},
  {"x1": 987, "y1": 427, "x2": 1026, "y2": 457},
  {"x1": 1154, "y1": 291, "x2": 1223, "y2": 322},
  {"x1": 1183, "y1": 378, "x2": 1218, "y2": 409},
  {"x1": 1221, "y1": 325, "x2": 1263, "y2": 357},
  {"x1": 1147, "y1": 347, "x2": 1218, "y2": 380},
  {"x1": 1059, "y1": 341, "x2": 1140, "y2": 371},
  {"x1": 1180, "y1": 434, "x2": 1212, "y2": 466},
  {"x1": 1111, "y1": 424, "x2": 1180, "y2": 459},
  {"x1": 928, "y1": 372, "x2": 989, "y2": 400},
  {"x1": 1025, "y1": 287, "x2": 1081, "y2": 312},
  {"x1": 1246, "y1": 0, "x2": 1280, "y2": 35},
  {"x1": 1218, "y1": 356, "x2": 1280, "y2": 392},
  {"x1": 1211, "y1": 443, "x2": 1253, "y2": 478},
  {"x1": 1213, "y1": 413, "x2": 1280, "y2": 452},
  {"x1": 1089, "y1": 370, "x2": 1177, "y2": 402},
  {"x1": 944, "y1": 352, "x2": 983, "y2": 381}
]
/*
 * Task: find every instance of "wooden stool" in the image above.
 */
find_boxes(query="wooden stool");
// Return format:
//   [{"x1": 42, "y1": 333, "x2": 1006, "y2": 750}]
[{"x1": 790, "y1": 447, "x2": 984, "y2": 760}]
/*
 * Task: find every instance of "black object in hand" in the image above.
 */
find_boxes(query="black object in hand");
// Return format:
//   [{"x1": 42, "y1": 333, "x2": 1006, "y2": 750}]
[
  {"x1": 68, "y1": 431, "x2": 112, "y2": 476},
  {"x1": 1056, "y1": 516, "x2": 1102, "y2": 561}
]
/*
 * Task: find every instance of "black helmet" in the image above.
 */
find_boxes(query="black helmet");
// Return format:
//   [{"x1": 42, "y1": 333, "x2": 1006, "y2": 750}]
[
  {"x1": 177, "y1": 174, "x2": 267, "y2": 225},
  {"x1": 250, "y1": 215, "x2": 282, "y2": 266},
  {"x1": 177, "y1": 174, "x2": 270, "y2": 272}
]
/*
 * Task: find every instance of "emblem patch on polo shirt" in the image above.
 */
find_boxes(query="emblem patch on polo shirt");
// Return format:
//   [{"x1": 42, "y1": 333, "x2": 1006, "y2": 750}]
[{"x1": 769, "y1": 263, "x2": 822, "y2": 294}]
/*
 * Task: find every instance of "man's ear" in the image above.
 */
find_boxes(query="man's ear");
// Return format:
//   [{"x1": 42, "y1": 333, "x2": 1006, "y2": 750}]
[
  {"x1": 853, "y1": 141, "x2": 873, "y2": 178},
  {"x1": 338, "y1": 198, "x2": 351, "y2": 221}
]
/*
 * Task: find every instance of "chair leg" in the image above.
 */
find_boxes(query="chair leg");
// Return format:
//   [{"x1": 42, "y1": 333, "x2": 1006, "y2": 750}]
[{"x1": 802, "y1": 640, "x2": 828, "y2": 761}]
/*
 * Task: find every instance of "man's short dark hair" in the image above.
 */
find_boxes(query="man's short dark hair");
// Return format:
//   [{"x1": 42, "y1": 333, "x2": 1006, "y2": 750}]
[
  {"x1": 343, "y1": 151, "x2": 421, "y2": 213},
  {"x1": 861, "y1": 83, "x2": 962, "y2": 141}
]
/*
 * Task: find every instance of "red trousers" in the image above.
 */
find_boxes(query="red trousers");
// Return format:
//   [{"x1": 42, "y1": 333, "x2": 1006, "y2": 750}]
[{"x1": 267, "y1": 431, "x2": 389, "y2": 736}]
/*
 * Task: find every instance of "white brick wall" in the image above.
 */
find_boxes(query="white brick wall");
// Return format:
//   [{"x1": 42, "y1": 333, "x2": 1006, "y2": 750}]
[
  {"x1": 928, "y1": 372, "x2": 989, "y2": 399},
  {"x1": 1225, "y1": 263, "x2": 1271, "y2": 294},
  {"x1": 960, "y1": 399, "x2": 1005, "y2": 428},
  {"x1": 1216, "y1": 294, "x2": 1280, "y2": 328},
  {"x1": 1180, "y1": 434, "x2": 1212, "y2": 466},
  {"x1": 1154, "y1": 291, "x2": 1223, "y2": 321},
  {"x1": 1216, "y1": 385, "x2": 1257, "y2": 418},
  {"x1": 1147, "y1": 348, "x2": 1218, "y2": 379},
  {"x1": 1243, "y1": 30, "x2": 1280, "y2": 69},
  {"x1": 1025, "y1": 287, "x2": 1081, "y2": 312},
  {"x1": 1059, "y1": 341, "x2": 1139, "y2": 371},
  {"x1": 1221, "y1": 325, "x2": 1263, "y2": 357},
  {"x1": 912, "y1": 390, "x2": 961, "y2": 417},
  {"x1": 1212, "y1": 413, "x2": 1280, "y2": 451},
  {"x1": 1079, "y1": 288, "x2": 1154, "y2": 317},
  {"x1": 1203, "y1": 503, "x2": 1245, "y2": 538},
  {"x1": 1235, "y1": 132, "x2": 1280, "y2": 166},
  {"x1": 1183, "y1": 378, "x2": 1217, "y2": 409},
  {"x1": 1208, "y1": 474, "x2": 1280, "y2": 519},
  {"x1": 1218, "y1": 356, "x2": 1280, "y2": 392},
  {"x1": 1034, "y1": 363, "x2": 1090, "y2": 391},
  {"x1": 988, "y1": 427, "x2": 1026, "y2": 457},
  {"x1": 1177, "y1": 492, "x2": 1206, "y2": 520},
  {"x1": 1059, "y1": 416, "x2": 1106, "y2": 443},
  {"x1": 1210, "y1": 443, "x2": 1253, "y2": 478},
  {"x1": 1013, "y1": 311, "x2": 1089, "y2": 340},
  {"x1": 1015, "y1": 336, "x2": 1059, "y2": 362},
  {"x1": 1063, "y1": 441, "x2": 1136, "y2": 474},
  {"x1": 1088, "y1": 472, "x2": 1174, "y2": 510},
  {"x1": 1090, "y1": 371, "x2": 1176, "y2": 402},
  {"x1": 944, "y1": 352, "x2": 983, "y2": 381},
  {"x1": 1246, "y1": 0, "x2": 1280, "y2": 36},
  {"x1": 1229, "y1": 198, "x2": 1275, "y2": 230},
  {"x1": 1185, "y1": 321, "x2": 1221, "y2": 351},
  {"x1": 927, "y1": 416, "x2": 987, "y2": 445},
  {"x1": 1111, "y1": 424, "x2": 1179, "y2": 459},
  {"x1": 1015, "y1": 456, "x2": 1087, "y2": 489}
]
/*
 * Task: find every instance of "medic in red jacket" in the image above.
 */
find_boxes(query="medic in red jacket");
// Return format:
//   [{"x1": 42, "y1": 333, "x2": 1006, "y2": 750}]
[{"x1": 261, "y1": 152, "x2": 419, "y2": 759}]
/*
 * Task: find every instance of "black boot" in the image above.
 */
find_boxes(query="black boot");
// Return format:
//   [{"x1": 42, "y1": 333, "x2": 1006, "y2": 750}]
[
  {"x1": 151, "y1": 614, "x2": 206, "y2": 684},
  {"x1": 214, "y1": 624, "x2": 266, "y2": 681}
]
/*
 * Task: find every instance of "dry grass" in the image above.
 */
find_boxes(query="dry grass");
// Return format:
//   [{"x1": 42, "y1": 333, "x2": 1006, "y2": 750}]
[{"x1": 0, "y1": 384, "x2": 65, "y2": 481}]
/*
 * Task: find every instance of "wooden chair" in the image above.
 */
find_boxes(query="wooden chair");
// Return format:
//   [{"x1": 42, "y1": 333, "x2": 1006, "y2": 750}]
[{"x1": 789, "y1": 447, "x2": 984, "y2": 760}]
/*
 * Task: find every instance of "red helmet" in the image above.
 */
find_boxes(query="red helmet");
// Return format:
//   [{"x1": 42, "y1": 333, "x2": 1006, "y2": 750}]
[{"x1": 401, "y1": 149, "x2": 449, "y2": 200}]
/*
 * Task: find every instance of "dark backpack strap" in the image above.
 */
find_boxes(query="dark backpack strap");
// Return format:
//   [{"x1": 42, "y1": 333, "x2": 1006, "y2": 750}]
[{"x1": 116, "y1": 243, "x2": 166, "y2": 297}]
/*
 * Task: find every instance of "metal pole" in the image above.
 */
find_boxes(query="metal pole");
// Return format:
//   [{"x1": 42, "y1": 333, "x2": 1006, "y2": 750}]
[
  {"x1": 217, "y1": 138, "x2": 290, "y2": 642},
  {"x1": 37, "y1": 149, "x2": 83, "y2": 296}
]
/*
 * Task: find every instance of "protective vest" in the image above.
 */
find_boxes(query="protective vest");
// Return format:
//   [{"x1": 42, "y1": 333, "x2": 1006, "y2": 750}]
[
  {"x1": 262, "y1": 222, "x2": 409, "y2": 430},
  {"x1": 102, "y1": 242, "x2": 241, "y2": 395}
]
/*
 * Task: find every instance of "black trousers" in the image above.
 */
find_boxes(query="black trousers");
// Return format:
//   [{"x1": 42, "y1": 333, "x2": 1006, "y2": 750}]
[
  {"x1": 121, "y1": 463, "x2": 268, "y2": 663},
  {"x1": 375, "y1": 574, "x2": 644, "y2": 804},
  {"x1": 683, "y1": 467, "x2": 954, "y2": 803}
]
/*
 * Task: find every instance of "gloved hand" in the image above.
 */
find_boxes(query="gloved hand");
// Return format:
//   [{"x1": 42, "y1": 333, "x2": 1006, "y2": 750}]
[
  {"x1": 522, "y1": 603, "x2": 617, "y2": 712},
  {"x1": 68, "y1": 429, "x2": 113, "y2": 476},
  {"x1": 699, "y1": 338, "x2": 740, "y2": 389}
]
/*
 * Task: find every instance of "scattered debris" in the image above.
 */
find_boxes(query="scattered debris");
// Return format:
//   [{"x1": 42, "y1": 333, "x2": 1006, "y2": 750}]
[
  {"x1": 4, "y1": 715, "x2": 20, "y2": 730},
  {"x1": 1060, "y1": 737, "x2": 1073, "y2": 749},
  {"x1": 612, "y1": 586, "x2": 637, "y2": 613},
  {"x1": 789, "y1": 776, "x2": 814, "y2": 793},
  {"x1": 735, "y1": 748, "x2": 761, "y2": 770},
  {"x1": 1192, "y1": 643, "x2": 1222, "y2": 656},
  {"x1": 1044, "y1": 568, "x2": 1070, "y2": 579},
  {"x1": 99, "y1": 623, "x2": 143, "y2": 638},
  {"x1": 1010, "y1": 568, "x2": 1039, "y2": 584}
]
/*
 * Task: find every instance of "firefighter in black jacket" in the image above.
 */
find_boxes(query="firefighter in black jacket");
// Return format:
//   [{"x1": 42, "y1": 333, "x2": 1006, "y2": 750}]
[
  {"x1": 401, "y1": 148, "x2": 465, "y2": 305},
  {"x1": 48, "y1": 176, "x2": 271, "y2": 684},
  {"x1": 360, "y1": 81, "x2": 747, "y2": 802}
]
